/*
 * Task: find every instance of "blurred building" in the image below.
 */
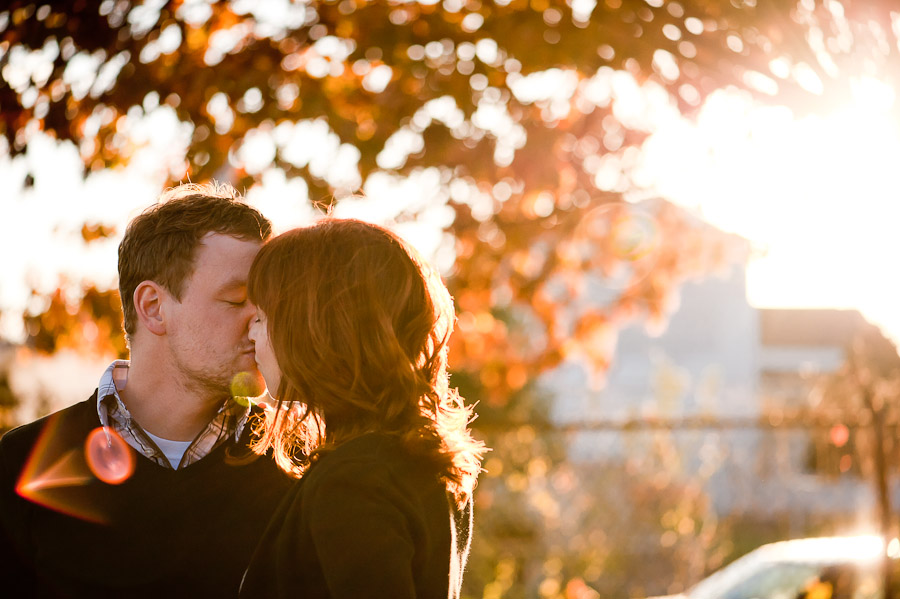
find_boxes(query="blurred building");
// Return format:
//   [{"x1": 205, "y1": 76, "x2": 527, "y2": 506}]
[{"x1": 545, "y1": 260, "x2": 900, "y2": 523}]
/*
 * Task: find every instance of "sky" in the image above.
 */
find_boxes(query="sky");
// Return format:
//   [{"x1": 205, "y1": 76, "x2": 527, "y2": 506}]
[{"x1": 2, "y1": 71, "x2": 900, "y2": 347}]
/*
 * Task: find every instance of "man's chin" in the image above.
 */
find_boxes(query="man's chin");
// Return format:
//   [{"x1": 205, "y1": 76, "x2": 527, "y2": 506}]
[{"x1": 236, "y1": 354, "x2": 260, "y2": 375}]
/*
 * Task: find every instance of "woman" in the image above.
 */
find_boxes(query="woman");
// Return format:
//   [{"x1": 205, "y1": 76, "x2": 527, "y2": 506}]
[{"x1": 240, "y1": 219, "x2": 485, "y2": 599}]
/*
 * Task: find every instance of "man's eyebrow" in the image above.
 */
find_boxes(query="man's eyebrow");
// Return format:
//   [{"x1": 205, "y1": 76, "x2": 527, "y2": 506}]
[{"x1": 217, "y1": 279, "x2": 248, "y2": 293}]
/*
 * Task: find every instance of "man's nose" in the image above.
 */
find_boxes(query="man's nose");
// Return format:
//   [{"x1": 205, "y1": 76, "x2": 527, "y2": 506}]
[{"x1": 243, "y1": 304, "x2": 256, "y2": 327}]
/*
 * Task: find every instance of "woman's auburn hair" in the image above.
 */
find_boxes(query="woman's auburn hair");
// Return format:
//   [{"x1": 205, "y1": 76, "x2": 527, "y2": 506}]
[{"x1": 247, "y1": 218, "x2": 484, "y2": 506}]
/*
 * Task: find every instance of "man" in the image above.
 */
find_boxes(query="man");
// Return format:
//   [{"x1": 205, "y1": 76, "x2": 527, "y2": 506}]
[{"x1": 0, "y1": 183, "x2": 292, "y2": 598}]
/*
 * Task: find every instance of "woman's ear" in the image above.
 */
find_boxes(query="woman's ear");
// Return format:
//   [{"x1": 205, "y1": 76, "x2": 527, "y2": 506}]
[{"x1": 133, "y1": 281, "x2": 167, "y2": 336}]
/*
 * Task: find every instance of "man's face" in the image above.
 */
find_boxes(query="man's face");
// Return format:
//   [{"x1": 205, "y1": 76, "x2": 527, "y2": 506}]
[{"x1": 162, "y1": 233, "x2": 262, "y2": 396}]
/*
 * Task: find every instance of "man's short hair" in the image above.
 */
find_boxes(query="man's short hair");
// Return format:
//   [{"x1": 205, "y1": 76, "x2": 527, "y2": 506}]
[{"x1": 118, "y1": 182, "x2": 272, "y2": 338}]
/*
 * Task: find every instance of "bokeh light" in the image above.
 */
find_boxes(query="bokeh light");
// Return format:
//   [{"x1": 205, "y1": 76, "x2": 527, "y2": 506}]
[
  {"x1": 573, "y1": 202, "x2": 661, "y2": 288},
  {"x1": 230, "y1": 370, "x2": 265, "y2": 407}
]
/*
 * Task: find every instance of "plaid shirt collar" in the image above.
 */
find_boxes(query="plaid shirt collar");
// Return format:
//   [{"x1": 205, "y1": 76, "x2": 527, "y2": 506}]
[{"x1": 95, "y1": 360, "x2": 251, "y2": 469}]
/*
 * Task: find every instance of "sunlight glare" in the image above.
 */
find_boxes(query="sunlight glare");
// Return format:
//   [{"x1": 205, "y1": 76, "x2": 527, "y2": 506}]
[
  {"x1": 640, "y1": 82, "x2": 900, "y2": 344},
  {"x1": 850, "y1": 75, "x2": 895, "y2": 114}
]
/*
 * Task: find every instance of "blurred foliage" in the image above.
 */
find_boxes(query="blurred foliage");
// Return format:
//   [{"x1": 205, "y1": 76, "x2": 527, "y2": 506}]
[
  {"x1": 23, "y1": 284, "x2": 128, "y2": 359},
  {"x1": 469, "y1": 454, "x2": 727, "y2": 598},
  {"x1": 80, "y1": 222, "x2": 118, "y2": 243},
  {"x1": 813, "y1": 335, "x2": 900, "y2": 543},
  {"x1": 6, "y1": 0, "x2": 898, "y2": 177},
  {"x1": 459, "y1": 374, "x2": 730, "y2": 598},
  {"x1": 5, "y1": 0, "x2": 879, "y2": 400},
  {"x1": 801, "y1": 324, "x2": 900, "y2": 482},
  {"x1": 5, "y1": 0, "x2": 893, "y2": 398},
  {"x1": 0, "y1": 353, "x2": 17, "y2": 433}
]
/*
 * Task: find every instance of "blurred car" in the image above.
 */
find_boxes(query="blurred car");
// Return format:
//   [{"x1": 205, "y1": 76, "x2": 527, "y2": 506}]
[{"x1": 650, "y1": 535, "x2": 900, "y2": 599}]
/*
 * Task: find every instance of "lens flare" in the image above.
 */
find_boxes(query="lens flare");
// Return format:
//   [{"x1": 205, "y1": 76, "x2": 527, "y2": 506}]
[
  {"x1": 17, "y1": 449, "x2": 90, "y2": 495},
  {"x1": 572, "y1": 203, "x2": 661, "y2": 288},
  {"x1": 609, "y1": 211, "x2": 658, "y2": 261},
  {"x1": 85, "y1": 427, "x2": 134, "y2": 485},
  {"x1": 16, "y1": 414, "x2": 107, "y2": 522},
  {"x1": 231, "y1": 370, "x2": 265, "y2": 407}
]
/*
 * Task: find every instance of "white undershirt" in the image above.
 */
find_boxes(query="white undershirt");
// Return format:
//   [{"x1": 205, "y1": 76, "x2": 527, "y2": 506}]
[{"x1": 144, "y1": 430, "x2": 193, "y2": 469}]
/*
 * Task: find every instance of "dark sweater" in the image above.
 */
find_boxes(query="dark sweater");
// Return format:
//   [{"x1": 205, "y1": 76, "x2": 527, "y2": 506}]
[
  {"x1": 0, "y1": 394, "x2": 292, "y2": 599},
  {"x1": 239, "y1": 433, "x2": 473, "y2": 599}
]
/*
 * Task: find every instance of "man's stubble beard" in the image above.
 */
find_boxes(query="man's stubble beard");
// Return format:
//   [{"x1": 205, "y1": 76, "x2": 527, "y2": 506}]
[{"x1": 173, "y1": 354, "x2": 241, "y2": 403}]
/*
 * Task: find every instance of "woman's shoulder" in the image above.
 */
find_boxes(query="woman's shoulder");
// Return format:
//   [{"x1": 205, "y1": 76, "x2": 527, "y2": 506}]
[
  {"x1": 305, "y1": 433, "x2": 434, "y2": 490},
  {"x1": 297, "y1": 433, "x2": 447, "y2": 527},
  {"x1": 334, "y1": 432, "x2": 401, "y2": 457},
  {"x1": 314, "y1": 433, "x2": 404, "y2": 471}
]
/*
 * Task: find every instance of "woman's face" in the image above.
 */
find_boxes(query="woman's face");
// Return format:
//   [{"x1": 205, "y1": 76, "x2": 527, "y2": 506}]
[{"x1": 248, "y1": 308, "x2": 282, "y2": 397}]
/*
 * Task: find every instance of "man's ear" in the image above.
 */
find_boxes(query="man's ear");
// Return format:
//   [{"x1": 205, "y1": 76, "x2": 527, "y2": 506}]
[{"x1": 133, "y1": 281, "x2": 167, "y2": 336}]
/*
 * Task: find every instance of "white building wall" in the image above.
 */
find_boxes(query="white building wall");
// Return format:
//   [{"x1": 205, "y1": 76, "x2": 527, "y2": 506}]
[
  {"x1": 545, "y1": 264, "x2": 759, "y2": 428},
  {"x1": 543, "y1": 265, "x2": 882, "y2": 518}
]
